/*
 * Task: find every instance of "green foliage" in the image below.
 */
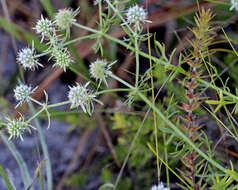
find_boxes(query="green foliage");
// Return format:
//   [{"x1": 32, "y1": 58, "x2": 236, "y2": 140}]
[
  {"x1": 0, "y1": 163, "x2": 14, "y2": 190},
  {"x1": 2, "y1": 1, "x2": 238, "y2": 190}
]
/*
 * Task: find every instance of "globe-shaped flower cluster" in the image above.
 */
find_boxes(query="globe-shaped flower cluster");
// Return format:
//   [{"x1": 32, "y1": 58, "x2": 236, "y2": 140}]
[
  {"x1": 14, "y1": 84, "x2": 36, "y2": 107},
  {"x1": 17, "y1": 47, "x2": 42, "y2": 70},
  {"x1": 68, "y1": 82, "x2": 97, "y2": 115}
]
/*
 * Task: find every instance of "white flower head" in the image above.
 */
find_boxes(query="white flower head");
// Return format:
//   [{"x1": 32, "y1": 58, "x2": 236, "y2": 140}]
[
  {"x1": 230, "y1": 0, "x2": 238, "y2": 11},
  {"x1": 55, "y1": 8, "x2": 79, "y2": 37},
  {"x1": 6, "y1": 117, "x2": 34, "y2": 141},
  {"x1": 126, "y1": 5, "x2": 151, "y2": 31},
  {"x1": 14, "y1": 84, "x2": 36, "y2": 107},
  {"x1": 52, "y1": 48, "x2": 72, "y2": 71},
  {"x1": 89, "y1": 59, "x2": 115, "y2": 87},
  {"x1": 68, "y1": 82, "x2": 99, "y2": 115},
  {"x1": 151, "y1": 183, "x2": 170, "y2": 190},
  {"x1": 33, "y1": 15, "x2": 55, "y2": 42},
  {"x1": 17, "y1": 44, "x2": 43, "y2": 70}
]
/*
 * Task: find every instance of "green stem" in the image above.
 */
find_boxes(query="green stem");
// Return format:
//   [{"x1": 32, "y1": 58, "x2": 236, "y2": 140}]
[
  {"x1": 26, "y1": 107, "x2": 45, "y2": 123},
  {"x1": 47, "y1": 100, "x2": 70, "y2": 108},
  {"x1": 110, "y1": 73, "x2": 226, "y2": 173},
  {"x1": 96, "y1": 88, "x2": 131, "y2": 95},
  {"x1": 71, "y1": 23, "x2": 238, "y2": 109},
  {"x1": 35, "y1": 34, "x2": 97, "y2": 58},
  {"x1": 104, "y1": 0, "x2": 135, "y2": 35},
  {"x1": 28, "y1": 101, "x2": 53, "y2": 190},
  {"x1": 0, "y1": 132, "x2": 32, "y2": 189},
  {"x1": 135, "y1": 34, "x2": 140, "y2": 87}
]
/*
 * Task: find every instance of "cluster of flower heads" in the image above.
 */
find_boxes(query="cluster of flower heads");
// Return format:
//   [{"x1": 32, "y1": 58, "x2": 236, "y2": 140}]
[
  {"x1": 150, "y1": 183, "x2": 170, "y2": 190},
  {"x1": 230, "y1": 0, "x2": 238, "y2": 11},
  {"x1": 17, "y1": 8, "x2": 79, "y2": 72},
  {"x1": 8, "y1": 57, "x2": 113, "y2": 140},
  {"x1": 9, "y1": 3, "x2": 150, "y2": 140},
  {"x1": 68, "y1": 59, "x2": 114, "y2": 114}
]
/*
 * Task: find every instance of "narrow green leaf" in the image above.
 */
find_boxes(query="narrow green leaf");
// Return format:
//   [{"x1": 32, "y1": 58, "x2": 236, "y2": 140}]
[
  {"x1": 0, "y1": 16, "x2": 47, "y2": 51},
  {"x1": 40, "y1": 0, "x2": 55, "y2": 18},
  {"x1": 0, "y1": 132, "x2": 32, "y2": 189},
  {"x1": 0, "y1": 163, "x2": 14, "y2": 190},
  {"x1": 206, "y1": 100, "x2": 220, "y2": 105}
]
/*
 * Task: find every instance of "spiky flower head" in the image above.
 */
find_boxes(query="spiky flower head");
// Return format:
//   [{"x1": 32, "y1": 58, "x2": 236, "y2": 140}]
[
  {"x1": 230, "y1": 0, "x2": 238, "y2": 11},
  {"x1": 151, "y1": 183, "x2": 170, "y2": 190},
  {"x1": 14, "y1": 84, "x2": 36, "y2": 107},
  {"x1": 17, "y1": 46, "x2": 42, "y2": 70},
  {"x1": 55, "y1": 8, "x2": 79, "y2": 37},
  {"x1": 52, "y1": 48, "x2": 72, "y2": 71},
  {"x1": 6, "y1": 117, "x2": 33, "y2": 141},
  {"x1": 126, "y1": 5, "x2": 151, "y2": 31},
  {"x1": 89, "y1": 59, "x2": 115, "y2": 87},
  {"x1": 33, "y1": 15, "x2": 55, "y2": 42},
  {"x1": 68, "y1": 82, "x2": 99, "y2": 115}
]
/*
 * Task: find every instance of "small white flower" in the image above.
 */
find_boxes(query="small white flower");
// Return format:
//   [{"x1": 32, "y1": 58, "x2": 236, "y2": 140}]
[
  {"x1": 125, "y1": 5, "x2": 151, "y2": 31},
  {"x1": 17, "y1": 46, "x2": 42, "y2": 70},
  {"x1": 14, "y1": 84, "x2": 36, "y2": 107},
  {"x1": 68, "y1": 82, "x2": 99, "y2": 115},
  {"x1": 151, "y1": 183, "x2": 170, "y2": 190},
  {"x1": 33, "y1": 15, "x2": 55, "y2": 42},
  {"x1": 52, "y1": 48, "x2": 72, "y2": 71},
  {"x1": 55, "y1": 8, "x2": 79, "y2": 37},
  {"x1": 230, "y1": 0, "x2": 238, "y2": 11},
  {"x1": 6, "y1": 117, "x2": 34, "y2": 141},
  {"x1": 89, "y1": 59, "x2": 115, "y2": 87}
]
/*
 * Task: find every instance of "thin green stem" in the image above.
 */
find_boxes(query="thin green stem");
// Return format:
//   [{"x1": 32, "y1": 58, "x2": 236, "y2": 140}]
[
  {"x1": 29, "y1": 97, "x2": 44, "y2": 106},
  {"x1": 199, "y1": 79, "x2": 238, "y2": 101},
  {"x1": 104, "y1": 0, "x2": 135, "y2": 35},
  {"x1": 35, "y1": 34, "x2": 97, "y2": 58},
  {"x1": 0, "y1": 132, "x2": 32, "y2": 189},
  {"x1": 26, "y1": 107, "x2": 45, "y2": 123},
  {"x1": 96, "y1": 88, "x2": 131, "y2": 95},
  {"x1": 135, "y1": 35, "x2": 140, "y2": 87},
  {"x1": 147, "y1": 31, "x2": 160, "y2": 180},
  {"x1": 110, "y1": 73, "x2": 227, "y2": 173},
  {"x1": 28, "y1": 101, "x2": 53, "y2": 190},
  {"x1": 98, "y1": 0, "x2": 103, "y2": 31},
  {"x1": 47, "y1": 100, "x2": 70, "y2": 108}
]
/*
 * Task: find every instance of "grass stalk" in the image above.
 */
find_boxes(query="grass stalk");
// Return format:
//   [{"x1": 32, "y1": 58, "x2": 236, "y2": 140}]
[
  {"x1": 28, "y1": 101, "x2": 53, "y2": 190},
  {"x1": 0, "y1": 132, "x2": 32, "y2": 189}
]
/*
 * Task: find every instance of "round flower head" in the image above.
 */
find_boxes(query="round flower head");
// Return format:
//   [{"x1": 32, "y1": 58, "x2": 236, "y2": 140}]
[
  {"x1": 230, "y1": 0, "x2": 238, "y2": 11},
  {"x1": 126, "y1": 5, "x2": 151, "y2": 31},
  {"x1": 55, "y1": 8, "x2": 79, "y2": 37},
  {"x1": 52, "y1": 48, "x2": 72, "y2": 71},
  {"x1": 17, "y1": 46, "x2": 42, "y2": 70},
  {"x1": 14, "y1": 84, "x2": 36, "y2": 107},
  {"x1": 6, "y1": 117, "x2": 31, "y2": 141},
  {"x1": 33, "y1": 15, "x2": 55, "y2": 42},
  {"x1": 151, "y1": 183, "x2": 170, "y2": 190},
  {"x1": 68, "y1": 82, "x2": 99, "y2": 115},
  {"x1": 89, "y1": 59, "x2": 115, "y2": 87}
]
